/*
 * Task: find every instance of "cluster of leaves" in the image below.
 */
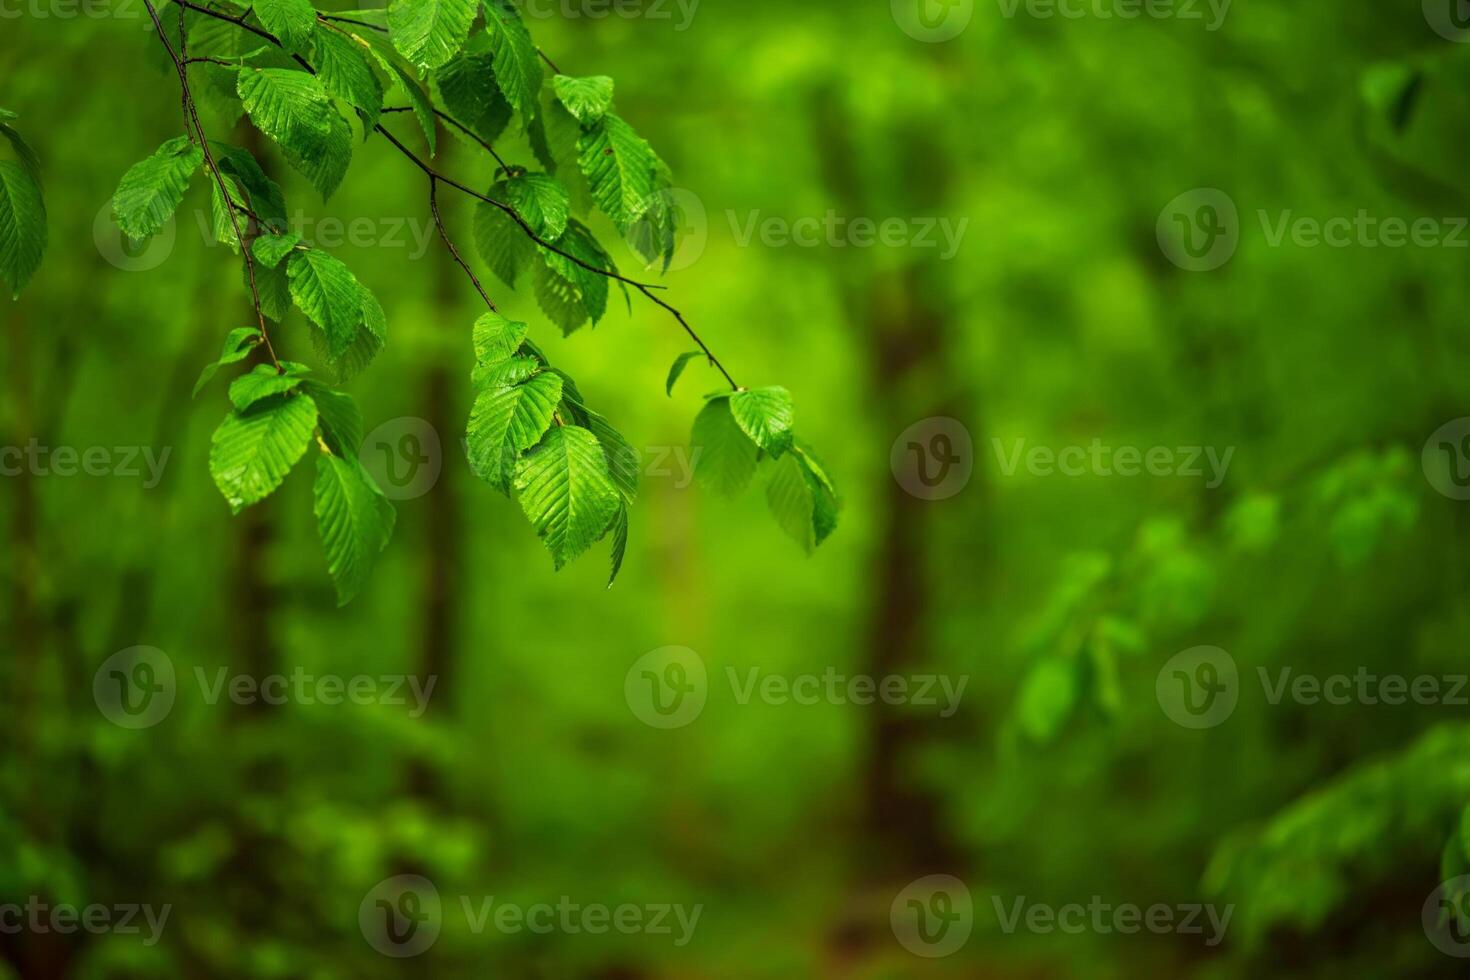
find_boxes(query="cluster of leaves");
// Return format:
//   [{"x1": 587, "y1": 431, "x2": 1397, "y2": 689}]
[
  {"x1": 1005, "y1": 447, "x2": 1420, "y2": 746},
  {"x1": 0, "y1": 108, "x2": 46, "y2": 299},
  {"x1": 108, "y1": 0, "x2": 836, "y2": 601},
  {"x1": 1205, "y1": 723, "x2": 1470, "y2": 946}
]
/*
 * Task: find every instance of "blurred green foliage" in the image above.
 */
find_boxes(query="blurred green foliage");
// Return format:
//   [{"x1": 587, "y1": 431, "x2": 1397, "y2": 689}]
[{"x1": 5, "y1": 0, "x2": 1470, "y2": 977}]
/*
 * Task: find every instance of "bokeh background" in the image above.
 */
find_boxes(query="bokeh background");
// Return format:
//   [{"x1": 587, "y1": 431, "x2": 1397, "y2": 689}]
[{"x1": 6, "y1": 0, "x2": 1470, "y2": 976}]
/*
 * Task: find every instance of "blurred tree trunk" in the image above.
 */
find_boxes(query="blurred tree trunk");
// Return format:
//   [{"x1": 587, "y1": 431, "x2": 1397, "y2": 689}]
[
  {"x1": 408, "y1": 143, "x2": 466, "y2": 804},
  {"x1": 808, "y1": 87, "x2": 974, "y2": 876}
]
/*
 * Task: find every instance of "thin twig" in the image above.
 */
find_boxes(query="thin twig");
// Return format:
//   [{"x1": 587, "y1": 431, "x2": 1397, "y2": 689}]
[
  {"x1": 143, "y1": 0, "x2": 281, "y2": 370},
  {"x1": 429, "y1": 178, "x2": 498, "y2": 313}
]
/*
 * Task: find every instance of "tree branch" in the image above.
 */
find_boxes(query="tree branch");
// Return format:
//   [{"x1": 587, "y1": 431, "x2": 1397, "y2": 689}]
[
  {"x1": 143, "y1": 0, "x2": 281, "y2": 371},
  {"x1": 170, "y1": 0, "x2": 739, "y2": 389}
]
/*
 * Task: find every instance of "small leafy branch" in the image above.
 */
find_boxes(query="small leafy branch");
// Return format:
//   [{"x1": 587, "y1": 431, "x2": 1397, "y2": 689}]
[{"x1": 94, "y1": 0, "x2": 839, "y2": 603}]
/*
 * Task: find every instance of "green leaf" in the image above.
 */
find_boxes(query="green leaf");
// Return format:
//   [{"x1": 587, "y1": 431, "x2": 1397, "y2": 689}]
[
  {"x1": 112, "y1": 136, "x2": 202, "y2": 241},
  {"x1": 473, "y1": 194, "x2": 533, "y2": 288},
  {"x1": 534, "y1": 219, "x2": 610, "y2": 334},
  {"x1": 253, "y1": 0, "x2": 317, "y2": 50},
  {"x1": 607, "y1": 505, "x2": 628, "y2": 587},
  {"x1": 209, "y1": 393, "x2": 318, "y2": 513},
  {"x1": 211, "y1": 142, "x2": 288, "y2": 228},
  {"x1": 388, "y1": 0, "x2": 476, "y2": 70},
  {"x1": 1016, "y1": 658, "x2": 1078, "y2": 743},
  {"x1": 578, "y1": 113, "x2": 656, "y2": 233},
  {"x1": 504, "y1": 173, "x2": 570, "y2": 240},
  {"x1": 764, "y1": 445, "x2": 839, "y2": 555},
  {"x1": 319, "y1": 281, "x2": 387, "y2": 381},
  {"x1": 252, "y1": 231, "x2": 302, "y2": 268},
  {"x1": 228, "y1": 362, "x2": 310, "y2": 411},
  {"x1": 552, "y1": 74, "x2": 613, "y2": 125},
  {"x1": 193, "y1": 327, "x2": 262, "y2": 397},
  {"x1": 514, "y1": 424, "x2": 622, "y2": 569},
  {"x1": 238, "y1": 68, "x2": 334, "y2": 144},
  {"x1": 472, "y1": 355, "x2": 539, "y2": 389},
  {"x1": 472, "y1": 310, "x2": 529, "y2": 363},
  {"x1": 379, "y1": 57, "x2": 438, "y2": 155},
  {"x1": 303, "y1": 381, "x2": 364, "y2": 456},
  {"x1": 1, "y1": 115, "x2": 43, "y2": 186},
  {"x1": 238, "y1": 68, "x2": 352, "y2": 199},
  {"x1": 314, "y1": 454, "x2": 396, "y2": 605},
  {"x1": 0, "y1": 160, "x2": 46, "y2": 299},
  {"x1": 666, "y1": 351, "x2": 703, "y2": 397},
  {"x1": 435, "y1": 41, "x2": 513, "y2": 146},
  {"x1": 585, "y1": 409, "x2": 638, "y2": 504},
  {"x1": 481, "y1": 0, "x2": 543, "y2": 122},
  {"x1": 288, "y1": 248, "x2": 363, "y2": 358},
  {"x1": 729, "y1": 386, "x2": 795, "y2": 457},
  {"x1": 467, "y1": 371, "x2": 562, "y2": 493},
  {"x1": 312, "y1": 26, "x2": 385, "y2": 132},
  {"x1": 210, "y1": 173, "x2": 249, "y2": 252},
  {"x1": 691, "y1": 397, "x2": 758, "y2": 497},
  {"x1": 283, "y1": 105, "x2": 354, "y2": 200}
]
